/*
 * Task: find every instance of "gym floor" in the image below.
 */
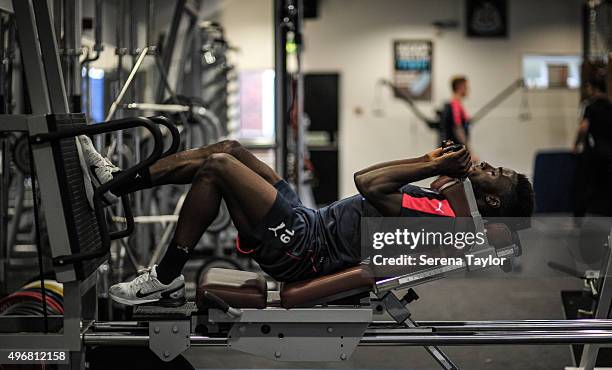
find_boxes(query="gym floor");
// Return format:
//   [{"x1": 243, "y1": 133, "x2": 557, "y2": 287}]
[{"x1": 184, "y1": 218, "x2": 603, "y2": 369}]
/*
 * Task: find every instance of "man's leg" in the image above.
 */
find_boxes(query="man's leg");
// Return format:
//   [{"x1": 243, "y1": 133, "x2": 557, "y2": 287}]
[
  {"x1": 155, "y1": 152, "x2": 280, "y2": 282},
  {"x1": 153, "y1": 140, "x2": 283, "y2": 252},
  {"x1": 109, "y1": 153, "x2": 282, "y2": 306},
  {"x1": 151, "y1": 140, "x2": 281, "y2": 185},
  {"x1": 118, "y1": 153, "x2": 277, "y2": 284},
  {"x1": 113, "y1": 140, "x2": 282, "y2": 195}
]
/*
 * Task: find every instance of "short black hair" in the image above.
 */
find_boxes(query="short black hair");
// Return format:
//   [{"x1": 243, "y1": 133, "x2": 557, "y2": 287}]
[
  {"x1": 588, "y1": 74, "x2": 607, "y2": 93},
  {"x1": 451, "y1": 76, "x2": 467, "y2": 92},
  {"x1": 500, "y1": 173, "x2": 535, "y2": 218}
]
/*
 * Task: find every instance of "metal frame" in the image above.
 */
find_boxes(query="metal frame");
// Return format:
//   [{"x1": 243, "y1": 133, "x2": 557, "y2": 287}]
[
  {"x1": 0, "y1": 115, "x2": 98, "y2": 369},
  {"x1": 579, "y1": 227, "x2": 612, "y2": 370},
  {"x1": 80, "y1": 301, "x2": 612, "y2": 367},
  {"x1": 0, "y1": 2, "x2": 104, "y2": 368}
]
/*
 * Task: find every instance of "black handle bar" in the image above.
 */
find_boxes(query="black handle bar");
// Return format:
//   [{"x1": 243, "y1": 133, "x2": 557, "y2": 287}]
[
  {"x1": 148, "y1": 115, "x2": 181, "y2": 158},
  {"x1": 34, "y1": 117, "x2": 164, "y2": 266}
]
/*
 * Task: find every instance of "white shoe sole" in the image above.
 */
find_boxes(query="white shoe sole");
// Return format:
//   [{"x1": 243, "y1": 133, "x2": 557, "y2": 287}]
[{"x1": 109, "y1": 292, "x2": 159, "y2": 306}]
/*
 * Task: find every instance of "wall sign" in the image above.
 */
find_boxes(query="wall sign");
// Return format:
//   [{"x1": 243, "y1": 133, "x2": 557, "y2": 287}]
[
  {"x1": 393, "y1": 40, "x2": 433, "y2": 101},
  {"x1": 466, "y1": 0, "x2": 508, "y2": 38}
]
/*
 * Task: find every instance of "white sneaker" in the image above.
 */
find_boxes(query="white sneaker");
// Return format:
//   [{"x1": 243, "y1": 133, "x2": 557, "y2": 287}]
[
  {"x1": 109, "y1": 265, "x2": 186, "y2": 306},
  {"x1": 78, "y1": 135, "x2": 120, "y2": 207},
  {"x1": 75, "y1": 138, "x2": 97, "y2": 210}
]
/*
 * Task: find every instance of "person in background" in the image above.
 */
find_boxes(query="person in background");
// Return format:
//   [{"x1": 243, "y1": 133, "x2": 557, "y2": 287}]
[
  {"x1": 442, "y1": 76, "x2": 478, "y2": 162},
  {"x1": 573, "y1": 75, "x2": 612, "y2": 216},
  {"x1": 572, "y1": 79, "x2": 597, "y2": 219}
]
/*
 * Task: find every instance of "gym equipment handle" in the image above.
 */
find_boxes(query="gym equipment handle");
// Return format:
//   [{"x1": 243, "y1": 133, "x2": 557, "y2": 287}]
[{"x1": 148, "y1": 115, "x2": 181, "y2": 158}]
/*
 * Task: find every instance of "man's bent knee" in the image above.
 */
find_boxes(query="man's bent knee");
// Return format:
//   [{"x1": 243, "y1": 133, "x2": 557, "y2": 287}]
[
  {"x1": 200, "y1": 152, "x2": 235, "y2": 174},
  {"x1": 222, "y1": 140, "x2": 245, "y2": 159},
  {"x1": 216, "y1": 139, "x2": 241, "y2": 155}
]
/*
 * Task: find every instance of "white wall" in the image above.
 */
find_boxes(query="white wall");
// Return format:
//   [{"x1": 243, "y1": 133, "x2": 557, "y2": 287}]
[
  {"x1": 215, "y1": 0, "x2": 583, "y2": 197},
  {"x1": 217, "y1": 0, "x2": 275, "y2": 70}
]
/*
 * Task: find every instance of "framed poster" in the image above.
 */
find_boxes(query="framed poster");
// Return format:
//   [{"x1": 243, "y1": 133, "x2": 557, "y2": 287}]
[
  {"x1": 466, "y1": 0, "x2": 508, "y2": 38},
  {"x1": 393, "y1": 40, "x2": 433, "y2": 101}
]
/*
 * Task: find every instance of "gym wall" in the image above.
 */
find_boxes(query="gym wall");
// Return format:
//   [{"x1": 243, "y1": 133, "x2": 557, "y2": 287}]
[{"x1": 208, "y1": 0, "x2": 582, "y2": 197}]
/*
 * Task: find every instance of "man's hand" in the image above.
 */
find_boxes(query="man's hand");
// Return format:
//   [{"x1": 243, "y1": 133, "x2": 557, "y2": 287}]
[
  {"x1": 424, "y1": 147, "x2": 444, "y2": 162},
  {"x1": 433, "y1": 147, "x2": 471, "y2": 178},
  {"x1": 424, "y1": 142, "x2": 464, "y2": 162}
]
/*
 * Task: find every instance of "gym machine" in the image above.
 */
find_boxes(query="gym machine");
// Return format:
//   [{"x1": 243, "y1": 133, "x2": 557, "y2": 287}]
[
  {"x1": 3, "y1": 1, "x2": 612, "y2": 370},
  {"x1": 9, "y1": 103, "x2": 612, "y2": 369}
]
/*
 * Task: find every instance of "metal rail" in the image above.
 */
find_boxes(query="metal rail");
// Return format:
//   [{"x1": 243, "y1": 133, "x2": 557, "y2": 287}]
[
  {"x1": 83, "y1": 329, "x2": 612, "y2": 347},
  {"x1": 369, "y1": 319, "x2": 612, "y2": 331},
  {"x1": 83, "y1": 320, "x2": 612, "y2": 347},
  {"x1": 359, "y1": 331, "x2": 612, "y2": 345}
]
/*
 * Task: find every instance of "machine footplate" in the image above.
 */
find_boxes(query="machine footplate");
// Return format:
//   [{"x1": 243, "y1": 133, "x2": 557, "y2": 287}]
[{"x1": 133, "y1": 301, "x2": 197, "y2": 319}]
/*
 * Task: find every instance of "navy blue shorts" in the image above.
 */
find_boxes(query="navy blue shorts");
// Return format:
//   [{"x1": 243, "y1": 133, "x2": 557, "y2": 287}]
[{"x1": 235, "y1": 180, "x2": 321, "y2": 281}]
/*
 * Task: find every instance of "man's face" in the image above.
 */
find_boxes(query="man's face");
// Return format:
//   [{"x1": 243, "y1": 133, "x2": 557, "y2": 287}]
[
  {"x1": 585, "y1": 83, "x2": 594, "y2": 97},
  {"x1": 458, "y1": 81, "x2": 469, "y2": 98},
  {"x1": 468, "y1": 161, "x2": 517, "y2": 197}
]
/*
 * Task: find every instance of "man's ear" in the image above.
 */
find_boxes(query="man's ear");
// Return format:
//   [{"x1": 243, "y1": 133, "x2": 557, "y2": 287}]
[{"x1": 485, "y1": 194, "x2": 501, "y2": 209}]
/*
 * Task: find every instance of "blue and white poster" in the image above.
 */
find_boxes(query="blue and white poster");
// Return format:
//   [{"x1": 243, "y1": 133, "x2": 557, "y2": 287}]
[{"x1": 393, "y1": 40, "x2": 433, "y2": 101}]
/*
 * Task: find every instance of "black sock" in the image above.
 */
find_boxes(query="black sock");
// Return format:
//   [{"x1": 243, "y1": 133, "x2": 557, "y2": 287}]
[
  {"x1": 156, "y1": 242, "x2": 190, "y2": 284},
  {"x1": 112, "y1": 168, "x2": 153, "y2": 196}
]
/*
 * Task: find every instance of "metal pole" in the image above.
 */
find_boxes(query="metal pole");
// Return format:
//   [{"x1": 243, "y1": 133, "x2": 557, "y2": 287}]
[
  {"x1": 32, "y1": 0, "x2": 70, "y2": 113},
  {"x1": 369, "y1": 319, "x2": 612, "y2": 331},
  {"x1": 72, "y1": 0, "x2": 82, "y2": 112},
  {"x1": 295, "y1": 0, "x2": 304, "y2": 197},
  {"x1": 105, "y1": 47, "x2": 149, "y2": 122},
  {"x1": 60, "y1": 0, "x2": 81, "y2": 112},
  {"x1": 53, "y1": 0, "x2": 62, "y2": 48},
  {"x1": 154, "y1": 0, "x2": 187, "y2": 102},
  {"x1": 359, "y1": 331, "x2": 612, "y2": 345},
  {"x1": 0, "y1": 15, "x2": 8, "y2": 294},
  {"x1": 82, "y1": 327, "x2": 612, "y2": 347},
  {"x1": 469, "y1": 78, "x2": 524, "y2": 125},
  {"x1": 13, "y1": 0, "x2": 53, "y2": 114},
  {"x1": 83, "y1": 334, "x2": 228, "y2": 346},
  {"x1": 94, "y1": 0, "x2": 103, "y2": 52},
  {"x1": 0, "y1": 135, "x2": 7, "y2": 294},
  {"x1": 112, "y1": 0, "x2": 126, "y2": 163},
  {"x1": 274, "y1": 0, "x2": 288, "y2": 178},
  {"x1": 189, "y1": 16, "x2": 201, "y2": 100},
  {"x1": 146, "y1": 0, "x2": 155, "y2": 51}
]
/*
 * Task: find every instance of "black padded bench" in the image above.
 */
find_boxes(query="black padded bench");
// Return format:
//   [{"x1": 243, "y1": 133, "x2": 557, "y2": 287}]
[{"x1": 197, "y1": 265, "x2": 375, "y2": 309}]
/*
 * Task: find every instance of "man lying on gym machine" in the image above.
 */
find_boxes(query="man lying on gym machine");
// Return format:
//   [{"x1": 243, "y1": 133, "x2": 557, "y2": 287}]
[{"x1": 107, "y1": 140, "x2": 534, "y2": 306}]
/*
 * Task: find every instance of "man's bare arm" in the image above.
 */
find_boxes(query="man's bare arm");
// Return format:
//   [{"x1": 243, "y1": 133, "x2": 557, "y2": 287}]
[
  {"x1": 353, "y1": 147, "x2": 447, "y2": 178},
  {"x1": 574, "y1": 118, "x2": 590, "y2": 152},
  {"x1": 353, "y1": 156, "x2": 429, "y2": 178},
  {"x1": 354, "y1": 148, "x2": 470, "y2": 216}
]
